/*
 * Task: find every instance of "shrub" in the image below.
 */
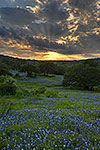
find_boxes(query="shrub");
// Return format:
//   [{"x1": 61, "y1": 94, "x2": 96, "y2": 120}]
[
  {"x1": 14, "y1": 73, "x2": 21, "y2": 78},
  {"x1": 16, "y1": 87, "x2": 31, "y2": 98},
  {"x1": 0, "y1": 98, "x2": 13, "y2": 117},
  {"x1": 44, "y1": 89, "x2": 58, "y2": 98},
  {"x1": 0, "y1": 63, "x2": 9, "y2": 76},
  {"x1": 93, "y1": 86, "x2": 100, "y2": 92},
  {"x1": 31, "y1": 86, "x2": 47, "y2": 96},
  {"x1": 0, "y1": 76, "x2": 17, "y2": 96}
]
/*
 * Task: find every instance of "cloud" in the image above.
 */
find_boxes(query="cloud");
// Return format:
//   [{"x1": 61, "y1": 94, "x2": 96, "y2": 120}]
[
  {"x1": 0, "y1": 7, "x2": 36, "y2": 26},
  {"x1": 0, "y1": 26, "x2": 28, "y2": 40},
  {"x1": 0, "y1": 0, "x2": 35, "y2": 8},
  {"x1": 27, "y1": 36, "x2": 67, "y2": 51},
  {"x1": 79, "y1": 33, "x2": 100, "y2": 51},
  {"x1": 29, "y1": 22, "x2": 69, "y2": 40},
  {"x1": 68, "y1": 0, "x2": 98, "y2": 25},
  {"x1": 37, "y1": 0, "x2": 69, "y2": 23},
  {"x1": 68, "y1": 0, "x2": 97, "y2": 10},
  {"x1": 0, "y1": 26, "x2": 67, "y2": 52},
  {"x1": 0, "y1": 0, "x2": 100, "y2": 60}
]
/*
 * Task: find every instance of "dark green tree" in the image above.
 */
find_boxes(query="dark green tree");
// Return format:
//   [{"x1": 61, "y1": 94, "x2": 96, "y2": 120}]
[
  {"x1": 54, "y1": 64, "x2": 68, "y2": 75},
  {"x1": 0, "y1": 76, "x2": 17, "y2": 95},
  {"x1": 20, "y1": 63, "x2": 39, "y2": 77},
  {"x1": 39, "y1": 62, "x2": 55, "y2": 76},
  {"x1": 0, "y1": 63, "x2": 9, "y2": 76},
  {"x1": 63, "y1": 61, "x2": 100, "y2": 90}
]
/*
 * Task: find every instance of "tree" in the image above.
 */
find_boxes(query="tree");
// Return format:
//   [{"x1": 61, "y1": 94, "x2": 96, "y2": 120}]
[
  {"x1": 39, "y1": 62, "x2": 55, "y2": 76},
  {"x1": 63, "y1": 61, "x2": 100, "y2": 90},
  {"x1": 54, "y1": 64, "x2": 68, "y2": 75},
  {"x1": 20, "y1": 63, "x2": 39, "y2": 77},
  {"x1": 0, "y1": 63, "x2": 9, "y2": 76},
  {"x1": 0, "y1": 76, "x2": 17, "y2": 95}
]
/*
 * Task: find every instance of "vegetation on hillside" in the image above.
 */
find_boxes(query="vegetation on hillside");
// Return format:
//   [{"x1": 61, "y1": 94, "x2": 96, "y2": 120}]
[
  {"x1": 63, "y1": 60, "x2": 100, "y2": 91},
  {"x1": 0, "y1": 55, "x2": 100, "y2": 91},
  {"x1": 0, "y1": 56, "x2": 100, "y2": 149}
]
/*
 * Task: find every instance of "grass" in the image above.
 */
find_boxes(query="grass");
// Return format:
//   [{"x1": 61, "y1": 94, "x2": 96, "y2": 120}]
[
  {"x1": 16, "y1": 75, "x2": 62, "y2": 87},
  {"x1": 0, "y1": 75, "x2": 100, "y2": 150}
]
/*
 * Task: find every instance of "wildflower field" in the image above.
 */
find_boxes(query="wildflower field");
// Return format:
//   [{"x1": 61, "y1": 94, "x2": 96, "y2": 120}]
[{"x1": 0, "y1": 76, "x2": 100, "y2": 150}]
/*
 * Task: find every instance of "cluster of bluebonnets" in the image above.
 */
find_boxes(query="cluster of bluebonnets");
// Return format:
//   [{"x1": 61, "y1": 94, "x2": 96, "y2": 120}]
[
  {"x1": 17, "y1": 77, "x2": 62, "y2": 87},
  {"x1": 0, "y1": 90, "x2": 100, "y2": 150},
  {"x1": 52, "y1": 75, "x2": 63, "y2": 81}
]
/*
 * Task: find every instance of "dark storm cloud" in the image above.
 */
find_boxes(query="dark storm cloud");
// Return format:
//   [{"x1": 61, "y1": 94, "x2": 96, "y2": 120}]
[
  {"x1": 68, "y1": 0, "x2": 98, "y2": 24},
  {"x1": 0, "y1": 0, "x2": 35, "y2": 8},
  {"x1": 68, "y1": 0, "x2": 97, "y2": 10},
  {"x1": 0, "y1": 7, "x2": 36, "y2": 26},
  {"x1": 0, "y1": 25, "x2": 67, "y2": 52},
  {"x1": 27, "y1": 36, "x2": 66, "y2": 50},
  {"x1": 29, "y1": 22, "x2": 69, "y2": 39},
  {"x1": 38, "y1": 0, "x2": 69, "y2": 23},
  {"x1": 0, "y1": 0, "x2": 100, "y2": 59},
  {"x1": 75, "y1": 24, "x2": 95, "y2": 34},
  {"x1": 76, "y1": 24, "x2": 89, "y2": 32},
  {"x1": 0, "y1": 26, "x2": 30, "y2": 42},
  {"x1": 97, "y1": 20, "x2": 100, "y2": 26},
  {"x1": 0, "y1": 26, "x2": 9, "y2": 38},
  {"x1": 79, "y1": 33, "x2": 100, "y2": 51}
]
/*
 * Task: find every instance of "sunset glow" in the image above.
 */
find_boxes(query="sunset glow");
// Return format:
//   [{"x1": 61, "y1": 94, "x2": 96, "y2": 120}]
[
  {"x1": 56, "y1": 40, "x2": 66, "y2": 44},
  {"x1": 30, "y1": 51, "x2": 94, "y2": 60},
  {"x1": 0, "y1": 0, "x2": 100, "y2": 60},
  {"x1": 1, "y1": 50, "x2": 100, "y2": 61}
]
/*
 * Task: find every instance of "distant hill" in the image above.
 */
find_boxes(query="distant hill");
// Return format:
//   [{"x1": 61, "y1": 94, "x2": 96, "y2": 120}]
[{"x1": 0, "y1": 54, "x2": 100, "y2": 66}]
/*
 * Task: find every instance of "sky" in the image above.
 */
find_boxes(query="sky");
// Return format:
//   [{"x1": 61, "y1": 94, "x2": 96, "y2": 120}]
[{"x1": 0, "y1": 0, "x2": 100, "y2": 60}]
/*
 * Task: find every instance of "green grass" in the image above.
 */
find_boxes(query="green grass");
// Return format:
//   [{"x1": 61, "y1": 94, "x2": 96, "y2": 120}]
[{"x1": 0, "y1": 76, "x2": 100, "y2": 149}]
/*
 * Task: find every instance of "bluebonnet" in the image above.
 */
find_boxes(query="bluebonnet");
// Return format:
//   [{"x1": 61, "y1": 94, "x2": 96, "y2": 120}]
[{"x1": 0, "y1": 90, "x2": 100, "y2": 149}]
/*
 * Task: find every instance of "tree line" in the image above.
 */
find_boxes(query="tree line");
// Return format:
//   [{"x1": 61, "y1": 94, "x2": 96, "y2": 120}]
[{"x1": 0, "y1": 56, "x2": 100, "y2": 91}]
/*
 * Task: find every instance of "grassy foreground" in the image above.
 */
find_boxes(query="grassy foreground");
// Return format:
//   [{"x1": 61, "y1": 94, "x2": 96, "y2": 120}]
[{"x1": 0, "y1": 76, "x2": 100, "y2": 150}]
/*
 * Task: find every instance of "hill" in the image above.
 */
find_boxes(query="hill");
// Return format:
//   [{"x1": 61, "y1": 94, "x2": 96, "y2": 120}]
[{"x1": 0, "y1": 54, "x2": 100, "y2": 66}]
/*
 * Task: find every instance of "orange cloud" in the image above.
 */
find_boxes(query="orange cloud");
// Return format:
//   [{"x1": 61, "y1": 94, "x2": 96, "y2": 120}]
[
  {"x1": 0, "y1": 38, "x2": 31, "y2": 49},
  {"x1": 33, "y1": 35, "x2": 46, "y2": 40},
  {"x1": 33, "y1": 51, "x2": 95, "y2": 60},
  {"x1": 0, "y1": 50, "x2": 100, "y2": 61},
  {"x1": 26, "y1": 5, "x2": 40, "y2": 13}
]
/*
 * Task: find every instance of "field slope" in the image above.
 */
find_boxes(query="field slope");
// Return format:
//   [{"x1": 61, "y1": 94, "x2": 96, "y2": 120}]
[{"x1": 0, "y1": 76, "x2": 100, "y2": 150}]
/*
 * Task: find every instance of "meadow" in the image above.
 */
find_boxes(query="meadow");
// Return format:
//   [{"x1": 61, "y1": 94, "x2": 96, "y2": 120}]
[{"x1": 0, "y1": 75, "x2": 100, "y2": 150}]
